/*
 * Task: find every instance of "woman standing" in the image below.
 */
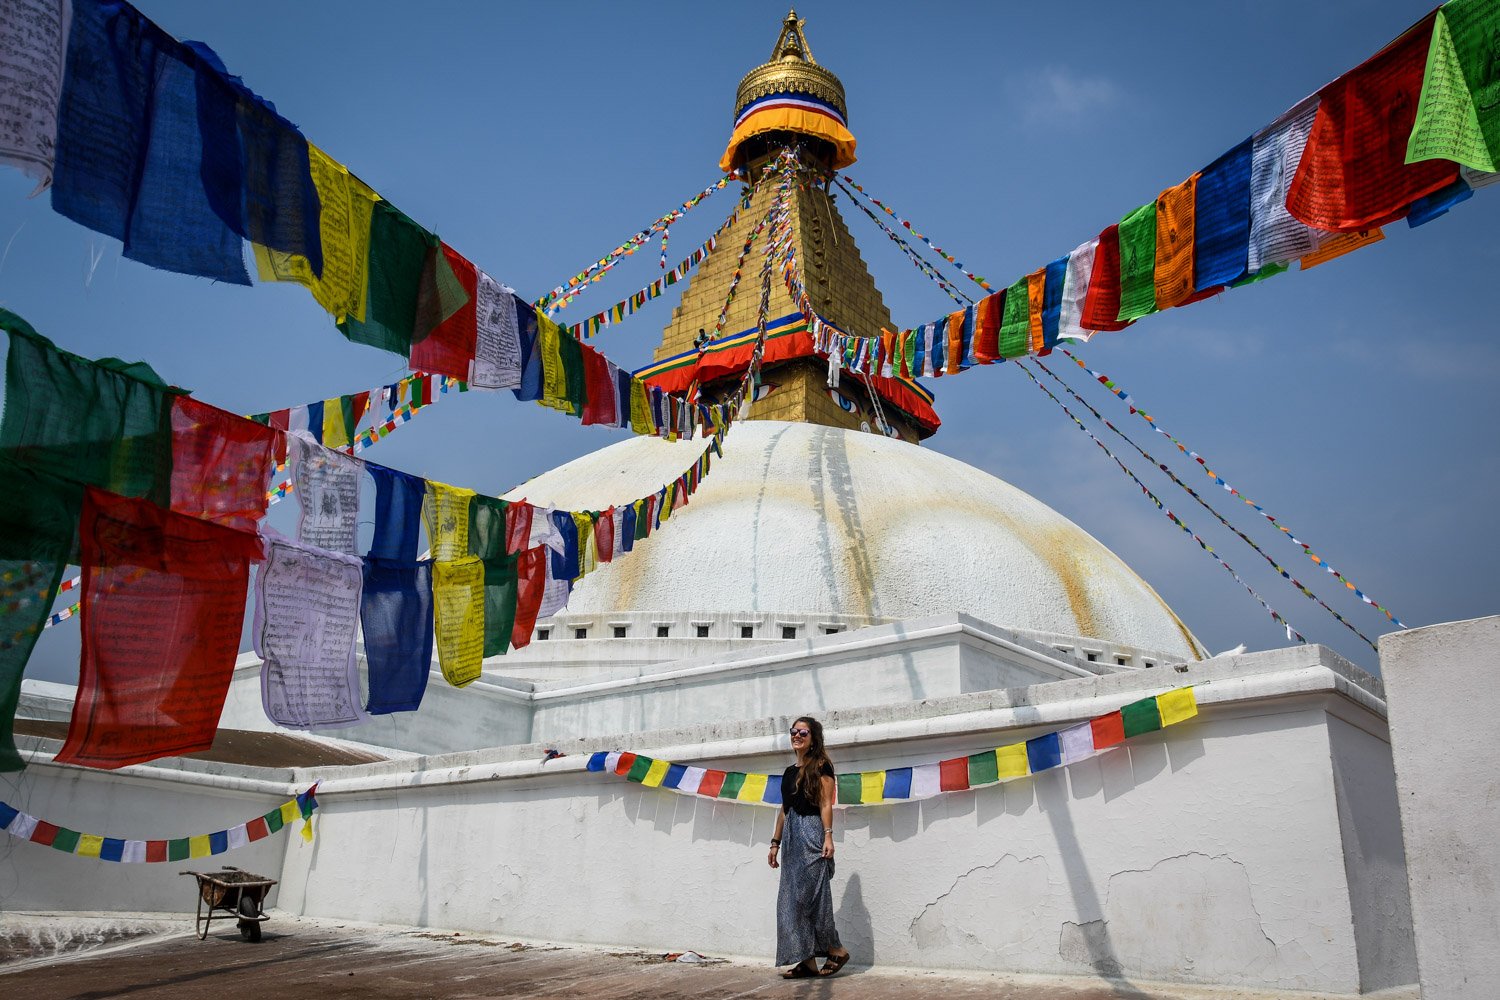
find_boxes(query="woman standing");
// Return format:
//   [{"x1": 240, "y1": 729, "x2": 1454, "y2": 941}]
[{"x1": 767, "y1": 716, "x2": 852, "y2": 978}]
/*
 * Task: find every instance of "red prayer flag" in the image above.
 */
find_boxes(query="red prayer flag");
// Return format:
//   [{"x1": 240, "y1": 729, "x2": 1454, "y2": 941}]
[
  {"x1": 30, "y1": 820, "x2": 59, "y2": 846},
  {"x1": 938, "y1": 756, "x2": 970, "y2": 791},
  {"x1": 973, "y1": 292, "x2": 1002, "y2": 363},
  {"x1": 1080, "y1": 225, "x2": 1133, "y2": 333},
  {"x1": 349, "y1": 390, "x2": 371, "y2": 430},
  {"x1": 1091, "y1": 711, "x2": 1126, "y2": 750},
  {"x1": 55, "y1": 489, "x2": 263, "y2": 770},
  {"x1": 505, "y1": 502, "x2": 534, "y2": 556},
  {"x1": 145, "y1": 840, "x2": 168, "y2": 862},
  {"x1": 169, "y1": 396, "x2": 277, "y2": 533},
  {"x1": 614, "y1": 752, "x2": 637, "y2": 776},
  {"x1": 580, "y1": 345, "x2": 617, "y2": 426},
  {"x1": 409, "y1": 244, "x2": 479, "y2": 379},
  {"x1": 698, "y1": 769, "x2": 727, "y2": 797},
  {"x1": 245, "y1": 816, "x2": 270, "y2": 842},
  {"x1": 509, "y1": 546, "x2": 548, "y2": 651},
  {"x1": 1287, "y1": 13, "x2": 1458, "y2": 232}
]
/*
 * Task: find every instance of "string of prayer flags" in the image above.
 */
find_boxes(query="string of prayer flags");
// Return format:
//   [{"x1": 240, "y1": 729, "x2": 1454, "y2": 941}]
[
  {"x1": 589, "y1": 688, "x2": 1198, "y2": 808},
  {"x1": 254, "y1": 531, "x2": 366, "y2": 731},
  {"x1": 54, "y1": 488, "x2": 263, "y2": 770},
  {"x1": 1056, "y1": 348, "x2": 1407, "y2": 629},
  {"x1": 1407, "y1": 0, "x2": 1500, "y2": 173},
  {"x1": 0, "y1": 786, "x2": 321, "y2": 860}
]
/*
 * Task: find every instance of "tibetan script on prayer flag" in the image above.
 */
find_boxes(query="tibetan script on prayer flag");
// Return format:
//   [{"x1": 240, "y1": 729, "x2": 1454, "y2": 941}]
[
  {"x1": 1407, "y1": 2, "x2": 1500, "y2": 173},
  {"x1": 1289, "y1": 13, "x2": 1458, "y2": 233},
  {"x1": 291, "y1": 434, "x2": 360, "y2": 555},
  {"x1": 56, "y1": 489, "x2": 260, "y2": 769},
  {"x1": 432, "y1": 557, "x2": 484, "y2": 687},
  {"x1": 1249, "y1": 98, "x2": 1321, "y2": 272},
  {"x1": 255, "y1": 532, "x2": 366, "y2": 730},
  {"x1": 1154, "y1": 176, "x2": 1198, "y2": 309},
  {"x1": 0, "y1": 0, "x2": 67, "y2": 189},
  {"x1": 469, "y1": 275, "x2": 523, "y2": 391}
]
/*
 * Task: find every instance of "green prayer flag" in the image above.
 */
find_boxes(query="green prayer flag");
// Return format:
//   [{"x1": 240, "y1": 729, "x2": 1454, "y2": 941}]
[
  {"x1": 50, "y1": 827, "x2": 81, "y2": 853},
  {"x1": 967, "y1": 750, "x2": 1000, "y2": 786},
  {"x1": 626, "y1": 755, "x2": 653, "y2": 782},
  {"x1": 559, "y1": 331, "x2": 587, "y2": 419},
  {"x1": 718, "y1": 772, "x2": 746, "y2": 798},
  {"x1": 468, "y1": 497, "x2": 517, "y2": 657},
  {"x1": 1229, "y1": 262, "x2": 1289, "y2": 288},
  {"x1": 168, "y1": 838, "x2": 190, "y2": 862},
  {"x1": 1407, "y1": 3, "x2": 1500, "y2": 172},
  {"x1": 1121, "y1": 696, "x2": 1163, "y2": 737},
  {"x1": 1116, "y1": 202, "x2": 1158, "y2": 323},
  {"x1": 0, "y1": 310, "x2": 173, "y2": 507},
  {"x1": 337, "y1": 203, "x2": 435, "y2": 357},
  {"x1": 265, "y1": 808, "x2": 284, "y2": 834},
  {"x1": 412, "y1": 242, "x2": 470, "y2": 345},
  {"x1": 998, "y1": 279, "x2": 1030, "y2": 359},
  {"x1": 837, "y1": 773, "x2": 862, "y2": 804}
]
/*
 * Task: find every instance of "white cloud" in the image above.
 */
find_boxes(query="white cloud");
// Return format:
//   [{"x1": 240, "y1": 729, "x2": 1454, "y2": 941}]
[{"x1": 1012, "y1": 67, "x2": 1122, "y2": 123}]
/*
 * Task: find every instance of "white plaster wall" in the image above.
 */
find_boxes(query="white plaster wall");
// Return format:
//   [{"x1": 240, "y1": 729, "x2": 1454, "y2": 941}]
[
  {"x1": 0, "y1": 760, "x2": 291, "y2": 914},
  {"x1": 277, "y1": 695, "x2": 1379, "y2": 993},
  {"x1": 1380, "y1": 615, "x2": 1500, "y2": 1000},
  {"x1": 1326, "y1": 713, "x2": 1417, "y2": 992},
  {"x1": 501, "y1": 421, "x2": 1204, "y2": 659}
]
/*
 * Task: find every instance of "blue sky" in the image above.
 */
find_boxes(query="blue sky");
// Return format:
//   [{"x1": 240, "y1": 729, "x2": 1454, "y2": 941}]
[{"x1": 1, "y1": 0, "x2": 1494, "y2": 679}]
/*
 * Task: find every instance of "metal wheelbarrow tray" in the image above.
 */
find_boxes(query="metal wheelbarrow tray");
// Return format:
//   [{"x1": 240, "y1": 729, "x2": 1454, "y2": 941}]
[{"x1": 181, "y1": 867, "x2": 278, "y2": 941}]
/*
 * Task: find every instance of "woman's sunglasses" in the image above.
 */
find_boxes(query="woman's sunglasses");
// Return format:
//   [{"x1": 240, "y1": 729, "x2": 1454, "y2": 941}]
[{"x1": 789, "y1": 728, "x2": 811, "y2": 738}]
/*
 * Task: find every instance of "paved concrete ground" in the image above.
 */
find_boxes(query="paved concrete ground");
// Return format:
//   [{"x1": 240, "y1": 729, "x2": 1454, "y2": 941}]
[{"x1": 0, "y1": 913, "x2": 1417, "y2": 1000}]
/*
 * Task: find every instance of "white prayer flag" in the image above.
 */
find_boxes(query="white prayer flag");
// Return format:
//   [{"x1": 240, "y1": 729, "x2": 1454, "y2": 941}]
[
  {"x1": 1249, "y1": 97, "x2": 1321, "y2": 272},
  {"x1": 7, "y1": 811, "x2": 37, "y2": 840},
  {"x1": 469, "y1": 274, "x2": 523, "y2": 391},
  {"x1": 1057, "y1": 239, "x2": 1099, "y2": 343},
  {"x1": 121, "y1": 839, "x2": 147, "y2": 863},
  {"x1": 290, "y1": 433, "x2": 360, "y2": 555},
  {"x1": 1059, "y1": 723, "x2": 1097, "y2": 764},
  {"x1": 910, "y1": 762, "x2": 942, "y2": 799},
  {"x1": 677, "y1": 766, "x2": 706, "y2": 795},
  {"x1": 0, "y1": 0, "x2": 70, "y2": 191}
]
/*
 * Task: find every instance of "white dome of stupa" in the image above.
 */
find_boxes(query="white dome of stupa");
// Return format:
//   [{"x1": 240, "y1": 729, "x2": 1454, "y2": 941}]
[{"x1": 503, "y1": 421, "x2": 1204, "y2": 660}]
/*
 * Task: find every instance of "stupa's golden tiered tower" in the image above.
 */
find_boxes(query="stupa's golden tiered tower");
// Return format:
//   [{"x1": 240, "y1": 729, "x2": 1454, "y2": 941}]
[{"x1": 640, "y1": 11, "x2": 938, "y2": 442}]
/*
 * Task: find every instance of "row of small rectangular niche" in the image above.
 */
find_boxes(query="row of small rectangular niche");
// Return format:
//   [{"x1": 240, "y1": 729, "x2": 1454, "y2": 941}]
[{"x1": 535, "y1": 622, "x2": 842, "y2": 641}]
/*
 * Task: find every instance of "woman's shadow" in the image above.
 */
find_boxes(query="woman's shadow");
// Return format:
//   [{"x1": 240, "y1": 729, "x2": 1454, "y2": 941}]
[{"x1": 832, "y1": 871, "x2": 873, "y2": 976}]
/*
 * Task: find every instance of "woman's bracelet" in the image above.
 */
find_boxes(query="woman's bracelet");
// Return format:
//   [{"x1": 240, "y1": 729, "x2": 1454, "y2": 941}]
[{"x1": 769, "y1": 839, "x2": 780, "y2": 846}]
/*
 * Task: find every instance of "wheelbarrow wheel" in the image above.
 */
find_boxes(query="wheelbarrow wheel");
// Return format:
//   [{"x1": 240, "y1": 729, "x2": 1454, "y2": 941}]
[{"x1": 237, "y1": 896, "x2": 262, "y2": 942}]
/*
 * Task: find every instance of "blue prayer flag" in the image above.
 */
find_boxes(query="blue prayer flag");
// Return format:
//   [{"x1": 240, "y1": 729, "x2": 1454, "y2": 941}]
[
  {"x1": 1027, "y1": 732, "x2": 1063, "y2": 772},
  {"x1": 663, "y1": 763, "x2": 687, "y2": 788},
  {"x1": 1407, "y1": 178, "x2": 1473, "y2": 228},
  {"x1": 587, "y1": 752, "x2": 608, "y2": 772},
  {"x1": 367, "y1": 464, "x2": 426, "y2": 561},
  {"x1": 1041, "y1": 256, "x2": 1068, "y2": 351},
  {"x1": 208, "y1": 830, "x2": 229, "y2": 855},
  {"x1": 100, "y1": 838, "x2": 125, "y2": 862},
  {"x1": 361, "y1": 558, "x2": 434, "y2": 715},
  {"x1": 0, "y1": 802, "x2": 16, "y2": 829},
  {"x1": 1193, "y1": 138, "x2": 1253, "y2": 291},
  {"x1": 883, "y1": 767, "x2": 913, "y2": 799},
  {"x1": 763, "y1": 773, "x2": 783, "y2": 805}
]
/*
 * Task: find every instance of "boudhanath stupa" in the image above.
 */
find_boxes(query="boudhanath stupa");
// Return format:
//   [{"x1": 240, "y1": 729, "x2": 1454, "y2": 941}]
[{"x1": 12, "y1": 10, "x2": 1497, "y2": 998}]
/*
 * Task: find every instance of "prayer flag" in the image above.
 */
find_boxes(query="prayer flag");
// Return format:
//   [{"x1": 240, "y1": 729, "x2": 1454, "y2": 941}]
[
  {"x1": 1194, "y1": 138, "x2": 1253, "y2": 289},
  {"x1": 911, "y1": 762, "x2": 941, "y2": 798},
  {"x1": 1290, "y1": 13, "x2": 1457, "y2": 231},
  {"x1": 56, "y1": 489, "x2": 261, "y2": 769},
  {"x1": 410, "y1": 244, "x2": 479, "y2": 379},
  {"x1": 1026, "y1": 733, "x2": 1063, "y2": 773},
  {"x1": 718, "y1": 772, "x2": 746, "y2": 799},
  {"x1": 663, "y1": 763, "x2": 687, "y2": 789},
  {"x1": 1156, "y1": 686, "x2": 1199, "y2": 726},
  {"x1": 626, "y1": 755, "x2": 653, "y2": 782},
  {"x1": 170, "y1": 395, "x2": 275, "y2": 534},
  {"x1": 1300, "y1": 228, "x2": 1385, "y2": 269},
  {"x1": 432, "y1": 558, "x2": 484, "y2": 688},
  {"x1": 1059, "y1": 723, "x2": 1096, "y2": 763},
  {"x1": 967, "y1": 750, "x2": 999, "y2": 786},
  {"x1": 883, "y1": 767, "x2": 913, "y2": 799},
  {"x1": 740, "y1": 773, "x2": 769, "y2": 801},
  {"x1": 1121, "y1": 696, "x2": 1163, "y2": 737},
  {"x1": 995, "y1": 743, "x2": 1029, "y2": 779},
  {"x1": 360, "y1": 559, "x2": 433, "y2": 713},
  {"x1": 1154, "y1": 176, "x2": 1199, "y2": 309},
  {"x1": 678, "y1": 766, "x2": 706, "y2": 795},
  {"x1": 1041, "y1": 256, "x2": 1067, "y2": 352},
  {"x1": 1407, "y1": 2, "x2": 1500, "y2": 173},
  {"x1": 998, "y1": 277, "x2": 1029, "y2": 358},
  {"x1": 860, "y1": 771, "x2": 884, "y2": 805},
  {"x1": 1057, "y1": 240, "x2": 1098, "y2": 342},
  {"x1": 367, "y1": 463, "x2": 426, "y2": 561},
  {"x1": 510, "y1": 546, "x2": 547, "y2": 651},
  {"x1": 587, "y1": 752, "x2": 607, "y2": 771},
  {"x1": 1026, "y1": 269, "x2": 1046, "y2": 355},
  {"x1": 289, "y1": 434, "x2": 360, "y2": 555},
  {"x1": 0, "y1": 0, "x2": 68, "y2": 188},
  {"x1": 1091, "y1": 711, "x2": 1125, "y2": 750},
  {"x1": 337, "y1": 203, "x2": 436, "y2": 357},
  {"x1": 698, "y1": 769, "x2": 726, "y2": 797},
  {"x1": 1081, "y1": 226, "x2": 1132, "y2": 332},
  {"x1": 938, "y1": 756, "x2": 969, "y2": 791},
  {"x1": 1116, "y1": 201, "x2": 1158, "y2": 323},
  {"x1": 836, "y1": 773, "x2": 862, "y2": 804},
  {"x1": 643, "y1": 759, "x2": 670, "y2": 788},
  {"x1": 1250, "y1": 98, "x2": 1321, "y2": 272}
]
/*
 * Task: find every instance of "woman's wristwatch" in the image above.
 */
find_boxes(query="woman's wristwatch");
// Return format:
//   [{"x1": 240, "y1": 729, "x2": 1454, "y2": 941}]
[{"x1": 769, "y1": 838, "x2": 781, "y2": 847}]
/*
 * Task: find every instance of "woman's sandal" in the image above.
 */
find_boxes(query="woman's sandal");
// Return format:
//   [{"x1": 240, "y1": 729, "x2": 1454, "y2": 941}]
[
  {"x1": 781, "y1": 962, "x2": 819, "y2": 979},
  {"x1": 819, "y1": 952, "x2": 850, "y2": 977}
]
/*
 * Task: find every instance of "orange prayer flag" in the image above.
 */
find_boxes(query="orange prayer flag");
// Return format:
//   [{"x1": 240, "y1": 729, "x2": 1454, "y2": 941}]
[
  {"x1": 1299, "y1": 228, "x2": 1385, "y2": 270},
  {"x1": 974, "y1": 291, "x2": 1002, "y2": 363},
  {"x1": 946, "y1": 311, "x2": 965, "y2": 372},
  {"x1": 1154, "y1": 175, "x2": 1199, "y2": 309},
  {"x1": 1026, "y1": 269, "x2": 1047, "y2": 355}
]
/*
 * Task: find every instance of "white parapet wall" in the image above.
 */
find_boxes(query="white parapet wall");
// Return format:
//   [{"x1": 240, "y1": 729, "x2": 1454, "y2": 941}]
[
  {"x1": 4, "y1": 644, "x2": 1415, "y2": 994},
  {"x1": 1380, "y1": 615, "x2": 1500, "y2": 1000}
]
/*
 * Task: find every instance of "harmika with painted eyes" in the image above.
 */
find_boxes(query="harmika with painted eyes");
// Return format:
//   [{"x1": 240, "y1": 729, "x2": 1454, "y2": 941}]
[{"x1": 766, "y1": 715, "x2": 852, "y2": 978}]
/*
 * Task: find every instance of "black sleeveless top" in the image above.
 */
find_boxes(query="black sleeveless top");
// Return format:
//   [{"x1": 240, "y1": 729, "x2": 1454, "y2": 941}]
[{"x1": 781, "y1": 762, "x2": 835, "y2": 817}]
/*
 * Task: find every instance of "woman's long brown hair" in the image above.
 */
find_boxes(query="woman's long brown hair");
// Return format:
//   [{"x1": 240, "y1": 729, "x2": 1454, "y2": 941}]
[{"x1": 792, "y1": 716, "x2": 834, "y2": 807}]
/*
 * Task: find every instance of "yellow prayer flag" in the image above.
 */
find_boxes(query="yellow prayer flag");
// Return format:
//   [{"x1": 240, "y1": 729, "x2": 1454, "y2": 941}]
[
  {"x1": 643, "y1": 758, "x2": 671, "y2": 787},
  {"x1": 433, "y1": 558, "x2": 484, "y2": 688},
  {"x1": 76, "y1": 834, "x2": 104, "y2": 858},
  {"x1": 300, "y1": 819, "x2": 314, "y2": 843},
  {"x1": 251, "y1": 144, "x2": 378, "y2": 323},
  {"x1": 860, "y1": 771, "x2": 884, "y2": 804},
  {"x1": 322, "y1": 398, "x2": 348, "y2": 450},
  {"x1": 996, "y1": 743, "x2": 1029, "y2": 779},
  {"x1": 629, "y1": 380, "x2": 654, "y2": 435},
  {"x1": 423, "y1": 481, "x2": 475, "y2": 562},
  {"x1": 1156, "y1": 687, "x2": 1199, "y2": 727},
  {"x1": 189, "y1": 834, "x2": 213, "y2": 859},
  {"x1": 739, "y1": 773, "x2": 769, "y2": 802},
  {"x1": 573, "y1": 513, "x2": 596, "y2": 579},
  {"x1": 280, "y1": 800, "x2": 300, "y2": 826}
]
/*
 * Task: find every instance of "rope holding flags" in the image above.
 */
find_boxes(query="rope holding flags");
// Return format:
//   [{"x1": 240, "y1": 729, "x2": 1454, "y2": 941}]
[
  {"x1": 0, "y1": 785, "x2": 320, "y2": 860},
  {"x1": 588, "y1": 687, "x2": 1198, "y2": 807}
]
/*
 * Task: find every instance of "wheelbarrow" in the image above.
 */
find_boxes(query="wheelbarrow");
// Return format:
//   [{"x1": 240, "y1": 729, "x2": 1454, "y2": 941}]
[{"x1": 181, "y1": 867, "x2": 278, "y2": 941}]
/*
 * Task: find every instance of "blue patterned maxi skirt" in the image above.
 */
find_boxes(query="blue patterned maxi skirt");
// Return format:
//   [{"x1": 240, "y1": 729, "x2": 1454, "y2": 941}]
[{"x1": 775, "y1": 809, "x2": 842, "y2": 965}]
